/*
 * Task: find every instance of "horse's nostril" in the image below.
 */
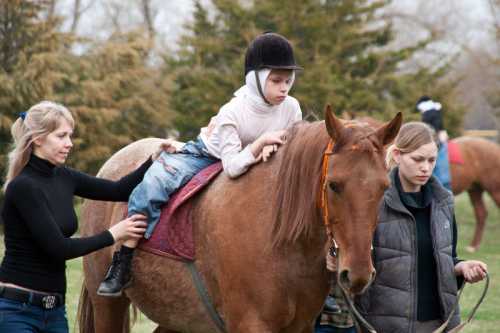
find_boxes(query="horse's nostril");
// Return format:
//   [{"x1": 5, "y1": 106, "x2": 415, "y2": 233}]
[{"x1": 339, "y1": 269, "x2": 350, "y2": 287}]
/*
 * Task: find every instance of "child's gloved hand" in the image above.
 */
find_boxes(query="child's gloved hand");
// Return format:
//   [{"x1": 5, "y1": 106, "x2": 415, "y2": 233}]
[{"x1": 152, "y1": 139, "x2": 185, "y2": 160}]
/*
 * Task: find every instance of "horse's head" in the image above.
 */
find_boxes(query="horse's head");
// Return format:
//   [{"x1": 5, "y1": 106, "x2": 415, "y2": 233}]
[{"x1": 323, "y1": 106, "x2": 402, "y2": 295}]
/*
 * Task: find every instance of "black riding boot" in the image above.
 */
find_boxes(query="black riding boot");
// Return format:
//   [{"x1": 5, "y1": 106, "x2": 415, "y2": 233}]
[{"x1": 97, "y1": 247, "x2": 134, "y2": 297}]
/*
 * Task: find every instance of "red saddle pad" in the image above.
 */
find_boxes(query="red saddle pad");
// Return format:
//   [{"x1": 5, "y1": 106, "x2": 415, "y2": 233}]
[
  {"x1": 448, "y1": 140, "x2": 464, "y2": 165},
  {"x1": 138, "y1": 162, "x2": 223, "y2": 261}
]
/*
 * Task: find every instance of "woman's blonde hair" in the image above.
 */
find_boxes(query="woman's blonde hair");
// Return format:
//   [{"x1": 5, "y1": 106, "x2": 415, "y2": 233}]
[
  {"x1": 386, "y1": 121, "x2": 437, "y2": 170},
  {"x1": 3, "y1": 101, "x2": 74, "y2": 191}
]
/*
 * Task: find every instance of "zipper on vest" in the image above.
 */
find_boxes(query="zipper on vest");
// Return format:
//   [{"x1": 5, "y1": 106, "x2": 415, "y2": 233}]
[{"x1": 410, "y1": 214, "x2": 418, "y2": 333}]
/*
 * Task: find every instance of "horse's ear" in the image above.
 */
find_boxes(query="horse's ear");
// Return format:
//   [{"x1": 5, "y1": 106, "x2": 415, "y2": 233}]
[
  {"x1": 325, "y1": 105, "x2": 344, "y2": 141},
  {"x1": 375, "y1": 112, "x2": 402, "y2": 146}
]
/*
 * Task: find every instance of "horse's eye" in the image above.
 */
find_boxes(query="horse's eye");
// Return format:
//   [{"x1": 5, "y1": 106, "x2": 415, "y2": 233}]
[{"x1": 329, "y1": 181, "x2": 341, "y2": 193}]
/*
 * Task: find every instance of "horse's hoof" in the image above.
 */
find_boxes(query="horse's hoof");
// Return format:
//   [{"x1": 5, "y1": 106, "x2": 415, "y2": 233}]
[{"x1": 465, "y1": 246, "x2": 477, "y2": 253}]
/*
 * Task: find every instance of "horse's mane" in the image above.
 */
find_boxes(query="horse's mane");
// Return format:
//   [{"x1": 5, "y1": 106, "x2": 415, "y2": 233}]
[{"x1": 271, "y1": 121, "x2": 330, "y2": 247}]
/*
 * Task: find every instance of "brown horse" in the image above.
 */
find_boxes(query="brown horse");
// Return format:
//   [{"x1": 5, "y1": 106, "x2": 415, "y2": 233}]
[
  {"x1": 449, "y1": 136, "x2": 500, "y2": 252},
  {"x1": 77, "y1": 108, "x2": 402, "y2": 333},
  {"x1": 356, "y1": 115, "x2": 500, "y2": 252}
]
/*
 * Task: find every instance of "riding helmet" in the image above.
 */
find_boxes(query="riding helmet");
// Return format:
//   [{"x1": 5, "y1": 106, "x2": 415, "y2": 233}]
[{"x1": 244, "y1": 32, "x2": 302, "y2": 75}]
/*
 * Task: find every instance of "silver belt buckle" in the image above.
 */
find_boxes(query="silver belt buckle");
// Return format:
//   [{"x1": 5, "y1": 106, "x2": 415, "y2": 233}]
[{"x1": 42, "y1": 295, "x2": 57, "y2": 309}]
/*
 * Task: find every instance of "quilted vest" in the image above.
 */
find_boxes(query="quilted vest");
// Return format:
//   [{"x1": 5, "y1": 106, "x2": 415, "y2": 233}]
[{"x1": 355, "y1": 169, "x2": 460, "y2": 333}]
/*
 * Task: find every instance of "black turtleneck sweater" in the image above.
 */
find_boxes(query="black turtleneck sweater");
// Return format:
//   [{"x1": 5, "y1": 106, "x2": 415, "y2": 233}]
[{"x1": 0, "y1": 154, "x2": 151, "y2": 294}]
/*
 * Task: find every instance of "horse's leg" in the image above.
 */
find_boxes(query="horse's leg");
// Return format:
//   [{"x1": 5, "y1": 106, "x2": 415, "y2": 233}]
[
  {"x1": 82, "y1": 243, "x2": 132, "y2": 332},
  {"x1": 467, "y1": 188, "x2": 488, "y2": 253},
  {"x1": 487, "y1": 188, "x2": 500, "y2": 208},
  {"x1": 91, "y1": 295, "x2": 131, "y2": 333},
  {"x1": 78, "y1": 280, "x2": 131, "y2": 333}
]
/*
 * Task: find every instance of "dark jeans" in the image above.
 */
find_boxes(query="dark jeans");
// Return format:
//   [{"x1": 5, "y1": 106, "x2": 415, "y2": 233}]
[
  {"x1": 315, "y1": 317, "x2": 356, "y2": 333},
  {"x1": 0, "y1": 297, "x2": 68, "y2": 332}
]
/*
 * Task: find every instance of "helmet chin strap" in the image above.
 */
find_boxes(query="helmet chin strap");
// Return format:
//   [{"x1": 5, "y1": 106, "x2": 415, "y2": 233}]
[{"x1": 254, "y1": 70, "x2": 272, "y2": 105}]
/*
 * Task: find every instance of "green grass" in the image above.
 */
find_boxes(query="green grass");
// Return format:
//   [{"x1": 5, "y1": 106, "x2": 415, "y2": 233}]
[
  {"x1": 0, "y1": 193, "x2": 498, "y2": 332},
  {"x1": 453, "y1": 194, "x2": 500, "y2": 332}
]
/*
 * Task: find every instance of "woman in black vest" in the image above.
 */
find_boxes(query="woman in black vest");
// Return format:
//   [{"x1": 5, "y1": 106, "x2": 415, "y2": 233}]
[
  {"x1": 0, "y1": 101, "x2": 167, "y2": 332},
  {"x1": 330, "y1": 122, "x2": 487, "y2": 333}
]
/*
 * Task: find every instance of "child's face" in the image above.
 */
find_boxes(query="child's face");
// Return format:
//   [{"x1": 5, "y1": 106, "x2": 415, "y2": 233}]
[{"x1": 264, "y1": 69, "x2": 294, "y2": 105}]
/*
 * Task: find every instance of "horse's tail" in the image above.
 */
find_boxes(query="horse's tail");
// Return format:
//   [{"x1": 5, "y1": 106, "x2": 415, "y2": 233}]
[{"x1": 77, "y1": 284, "x2": 95, "y2": 333}]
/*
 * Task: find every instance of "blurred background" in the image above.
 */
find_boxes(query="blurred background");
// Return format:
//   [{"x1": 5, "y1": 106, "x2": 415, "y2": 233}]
[{"x1": 0, "y1": 1, "x2": 499, "y2": 332}]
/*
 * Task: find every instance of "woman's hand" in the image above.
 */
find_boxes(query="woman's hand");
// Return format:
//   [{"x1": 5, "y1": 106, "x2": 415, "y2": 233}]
[
  {"x1": 152, "y1": 139, "x2": 184, "y2": 161},
  {"x1": 251, "y1": 130, "x2": 287, "y2": 158},
  {"x1": 454, "y1": 260, "x2": 488, "y2": 283},
  {"x1": 108, "y1": 214, "x2": 147, "y2": 242}
]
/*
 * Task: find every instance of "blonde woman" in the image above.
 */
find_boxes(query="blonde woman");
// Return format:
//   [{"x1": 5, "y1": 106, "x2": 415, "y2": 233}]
[
  {"x1": 329, "y1": 122, "x2": 487, "y2": 333},
  {"x1": 0, "y1": 101, "x2": 164, "y2": 332}
]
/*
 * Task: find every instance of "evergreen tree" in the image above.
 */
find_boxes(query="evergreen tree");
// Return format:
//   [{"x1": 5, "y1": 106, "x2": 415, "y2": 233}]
[
  {"x1": 0, "y1": 0, "x2": 69, "y2": 193},
  {"x1": 166, "y1": 1, "x2": 246, "y2": 139},
  {"x1": 168, "y1": 0, "x2": 461, "y2": 139},
  {"x1": 0, "y1": 1, "x2": 173, "y2": 194},
  {"x1": 58, "y1": 32, "x2": 172, "y2": 172}
]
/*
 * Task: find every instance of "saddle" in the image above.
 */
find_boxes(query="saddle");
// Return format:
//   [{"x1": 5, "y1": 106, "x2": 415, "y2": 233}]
[
  {"x1": 448, "y1": 140, "x2": 464, "y2": 165},
  {"x1": 138, "y1": 162, "x2": 223, "y2": 261}
]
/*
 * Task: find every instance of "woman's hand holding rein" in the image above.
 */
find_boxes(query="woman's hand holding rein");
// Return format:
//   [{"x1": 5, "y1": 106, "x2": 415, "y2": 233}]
[{"x1": 455, "y1": 260, "x2": 488, "y2": 283}]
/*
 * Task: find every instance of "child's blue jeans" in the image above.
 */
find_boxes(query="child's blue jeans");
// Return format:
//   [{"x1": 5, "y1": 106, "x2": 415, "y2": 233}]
[
  {"x1": 128, "y1": 137, "x2": 218, "y2": 238},
  {"x1": 433, "y1": 141, "x2": 451, "y2": 190}
]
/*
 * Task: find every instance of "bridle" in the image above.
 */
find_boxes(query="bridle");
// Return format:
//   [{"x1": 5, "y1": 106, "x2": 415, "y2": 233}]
[
  {"x1": 318, "y1": 127, "x2": 379, "y2": 255},
  {"x1": 318, "y1": 140, "x2": 338, "y2": 255},
  {"x1": 318, "y1": 138, "x2": 377, "y2": 333}
]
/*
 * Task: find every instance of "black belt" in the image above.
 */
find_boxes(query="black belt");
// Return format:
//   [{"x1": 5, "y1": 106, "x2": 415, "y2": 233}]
[{"x1": 0, "y1": 285, "x2": 63, "y2": 310}]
